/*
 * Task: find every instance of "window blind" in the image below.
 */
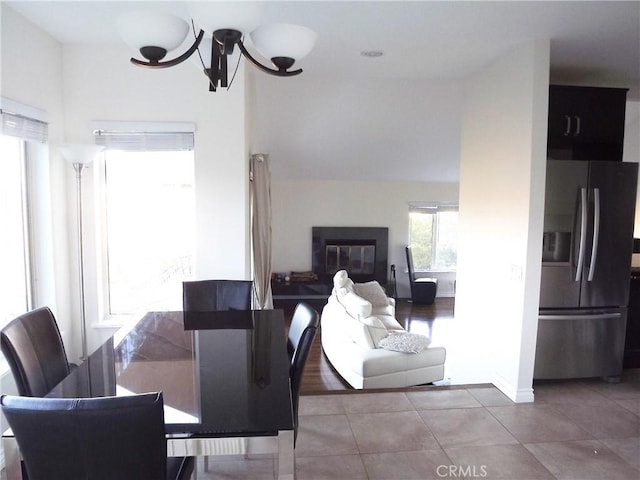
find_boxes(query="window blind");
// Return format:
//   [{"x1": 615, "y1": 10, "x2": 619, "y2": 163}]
[
  {"x1": 409, "y1": 202, "x2": 458, "y2": 214},
  {"x1": 92, "y1": 121, "x2": 195, "y2": 152},
  {"x1": 94, "y1": 131, "x2": 194, "y2": 152},
  {"x1": 0, "y1": 111, "x2": 48, "y2": 143}
]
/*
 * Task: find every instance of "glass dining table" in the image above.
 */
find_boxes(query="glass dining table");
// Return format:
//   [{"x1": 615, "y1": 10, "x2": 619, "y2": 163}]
[{"x1": 2, "y1": 309, "x2": 296, "y2": 480}]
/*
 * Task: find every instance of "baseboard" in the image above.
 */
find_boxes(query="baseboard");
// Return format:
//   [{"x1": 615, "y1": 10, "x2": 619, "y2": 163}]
[{"x1": 492, "y1": 373, "x2": 534, "y2": 403}]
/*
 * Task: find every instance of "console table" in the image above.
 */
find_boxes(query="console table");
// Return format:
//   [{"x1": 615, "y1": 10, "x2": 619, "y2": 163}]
[
  {"x1": 271, "y1": 281, "x2": 331, "y2": 311},
  {"x1": 271, "y1": 279, "x2": 395, "y2": 312}
]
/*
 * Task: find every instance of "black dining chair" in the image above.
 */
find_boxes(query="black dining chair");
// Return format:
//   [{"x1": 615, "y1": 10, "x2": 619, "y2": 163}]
[
  {"x1": 0, "y1": 307, "x2": 73, "y2": 397},
  {"x1": 0, "y1": 392, "x2": 195, "y2": 480},
  {"x1": 287, "y1": 302, "x2": 320, "y2": 444},
  {"x1": 182, "y1": 279, "x2": 253, "y2": 471},
  {"x1": 183, "y1": 279, "x2": 253, "y2": 311}
]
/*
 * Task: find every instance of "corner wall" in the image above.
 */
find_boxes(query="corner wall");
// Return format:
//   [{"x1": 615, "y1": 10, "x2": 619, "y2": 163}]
[
  {"x1": 0, "y1": 4, "x2": 67, "y2": 351},
  {"x1": 454, "y1": 41, "x2": 550, "y2": 400},
  {"x1": 0, "y1": 3, "x2": 66, "y2": 467}
]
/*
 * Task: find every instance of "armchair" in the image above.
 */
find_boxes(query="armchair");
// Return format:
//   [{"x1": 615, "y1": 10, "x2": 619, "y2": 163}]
[{"x1": 405, "y1": 246, "x2": 438, "y2": 304}]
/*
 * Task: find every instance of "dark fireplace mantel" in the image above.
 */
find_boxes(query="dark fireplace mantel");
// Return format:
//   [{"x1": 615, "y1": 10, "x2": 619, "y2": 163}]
[{"x1": 312, "y1": 227, "x2": 389, "y2": 284}]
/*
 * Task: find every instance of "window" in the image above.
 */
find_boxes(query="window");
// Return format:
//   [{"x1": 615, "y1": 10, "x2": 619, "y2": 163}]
[
  {"x1": 408, "y1": 203, "x2": 458, "y2": 271},
  {"x1": 0, "y1": 101, "x2": 47, "y2": 329},
  {"x1": 95, "y1": 128, "x2": 195, "y2": 317},
  {"x1": 0, "y1": 135, "x2": 32, "y2": 327}
]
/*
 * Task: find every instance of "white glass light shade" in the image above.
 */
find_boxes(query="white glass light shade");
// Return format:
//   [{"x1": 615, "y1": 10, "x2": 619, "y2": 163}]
[
  {"x1": 117, "y1": 11, "x2": 189, "y2": 52},
  {"x1": 188, "y1": 1, "x2": 264, "y2": 34},
  {"x1": 57, "y1": 144, "x2": 105, "y2": 165},
  {"x1": 250, "y1": 24, "x2": 317, "y2": 61}
]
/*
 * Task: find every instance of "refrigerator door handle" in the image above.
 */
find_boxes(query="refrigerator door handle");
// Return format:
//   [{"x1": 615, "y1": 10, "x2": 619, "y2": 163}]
[
  {"x1": 587, "y1": 188, "x2": 601, "y2": 281},
  {"x1": 575, "y1": 187, "x2": 588, "y2": 282},
  {"x1": 539, "y1": 313, "x2": 621, "y2": 321}
]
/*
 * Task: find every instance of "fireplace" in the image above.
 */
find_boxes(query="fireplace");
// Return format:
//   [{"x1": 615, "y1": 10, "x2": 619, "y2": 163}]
[{"x1": 312, "y1": 227, "x2": 388, "y2": 284}]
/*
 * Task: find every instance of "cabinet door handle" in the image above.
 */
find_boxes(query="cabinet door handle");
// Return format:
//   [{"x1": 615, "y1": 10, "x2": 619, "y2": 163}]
[
  {"x1": 563, "y1": 115, "x2": 571, "y2": 136},
  {"x1": 574, "y1": 115, "x2": 581, "y2": 136}
]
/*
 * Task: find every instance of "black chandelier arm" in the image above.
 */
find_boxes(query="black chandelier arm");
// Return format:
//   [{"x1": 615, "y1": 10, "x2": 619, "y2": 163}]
[
  {"x1": 236, "y1": 40, "x2": 303, "y2": 77},
  {"x1": 130, "y1": 30, "x2": 205, "y2": 69}
]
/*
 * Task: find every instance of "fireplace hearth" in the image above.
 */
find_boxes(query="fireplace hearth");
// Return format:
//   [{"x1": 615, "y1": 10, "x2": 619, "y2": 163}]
[{"x1": 312, "y1": 227, "x2": 388, "y2": 284}]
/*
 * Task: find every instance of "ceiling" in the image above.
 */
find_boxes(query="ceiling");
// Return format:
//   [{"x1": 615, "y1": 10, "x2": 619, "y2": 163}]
[
  {"x1": 7, "y1": 1, "x2": 639, "y2": 88},
  {"x1": 5, "y1": 1, "x2": 640, "y2": 182}
]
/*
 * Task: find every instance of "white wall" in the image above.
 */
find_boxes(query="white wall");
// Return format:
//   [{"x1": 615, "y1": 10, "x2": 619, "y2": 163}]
[
  {"x1": 1, "y1": 4, "x2": 67, "y2": 352},
  {"x1": 270, "y1": 177, "x2": 458, "y2": 297},
  {"x1": 1, "y1": 3, "x2": 253, "y2": 361},
  {"x1": 0, "y1": 3, "x2": 67, "y2": 463},
  {"x1": 60, "y1": 43, "x2": 252, "y2": 355},
  {"x1": 455, "y1": 41, "x2": 549, "y2": 401},
  {"x1": 250, "y1": 75, "x2": 463, "y2": 183}
]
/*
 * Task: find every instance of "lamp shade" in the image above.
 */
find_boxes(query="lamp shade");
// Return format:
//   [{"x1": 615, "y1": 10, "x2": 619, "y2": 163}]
[
  {"x1": 117, "y1": 11, "x2": 189, "y2": 52},
  {"x1": 250, "y1": 23, "x2": 317, "y2": 61},
  {"x1": 188, "y1": 2, "x2": 263, "y2": 34},
  {"x1": 57, "y1": 144, "x2": 105, "y2": 165}
]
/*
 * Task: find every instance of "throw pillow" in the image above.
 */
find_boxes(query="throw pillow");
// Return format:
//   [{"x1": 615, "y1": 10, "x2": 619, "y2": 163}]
[
  {"x1": 378, "y1": 331, "x2": 431, "y2": 354},
  {"x1": 354, "y1": 281, "x2": 389, "y2": 308}
]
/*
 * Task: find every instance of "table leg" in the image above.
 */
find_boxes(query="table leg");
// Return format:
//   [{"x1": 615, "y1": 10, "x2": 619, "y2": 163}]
[
  {"x1": 276, "y1": 430, "x2": 295, "y2": 480},
  {"x1": 2, "y1": 437, "x2": 22, "y2": 480}
]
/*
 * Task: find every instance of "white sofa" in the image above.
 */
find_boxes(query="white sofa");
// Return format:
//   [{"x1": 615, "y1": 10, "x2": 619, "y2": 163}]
[{"x1": 321, "y1": 271, "x2": 446, "y2": 389}]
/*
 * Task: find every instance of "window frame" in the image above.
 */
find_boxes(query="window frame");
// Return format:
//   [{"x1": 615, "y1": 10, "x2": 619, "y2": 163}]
[
  {"x1": 89, "y1": 122, "x2": 196, "y2": 324},
  {"x1": 0, "y1": 98, "x2": 48, "y2": 332},
  {"x1": 0, "y1": 136, "x2": 33, "y2": 328},
  {"x1": 408, "y1": 202, "x2": 459, "y2": 273}
]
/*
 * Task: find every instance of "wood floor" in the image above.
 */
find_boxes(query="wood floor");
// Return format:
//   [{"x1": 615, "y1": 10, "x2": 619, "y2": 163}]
[{"x1": 283, "y1": 297, "x2": 456, "y2": 395}]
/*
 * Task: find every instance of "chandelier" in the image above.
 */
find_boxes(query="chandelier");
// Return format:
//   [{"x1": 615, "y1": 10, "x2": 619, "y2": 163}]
[{"x1": 117, "y1": 3, "x2": 317, "y2": 92}]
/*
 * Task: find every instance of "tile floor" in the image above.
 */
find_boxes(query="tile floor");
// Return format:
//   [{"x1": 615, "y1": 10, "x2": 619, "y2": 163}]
[{"x1": 199, "y1": 369, "x2": 640, "y2": 480}]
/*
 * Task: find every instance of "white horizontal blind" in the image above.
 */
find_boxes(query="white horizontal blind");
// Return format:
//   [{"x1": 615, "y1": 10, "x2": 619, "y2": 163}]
[
  {"x1": 94, "y1": 131, "x2": 194, "y2": 152},
  {"x1": 93, "y1": 121, "x2": 195, "y2": 152},
  {"x1": 409, "y1": 202, "x2": 458, "y2": 213},
  {"x1": 0, "y1": 98, "x2": 48, "y2": 143},
  {"x1": 0, "y1": 111, "x2": 48, "y2": 143}
]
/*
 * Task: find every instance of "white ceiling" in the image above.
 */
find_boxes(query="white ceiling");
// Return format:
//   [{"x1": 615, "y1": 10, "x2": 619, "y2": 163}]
[
  {"x1": 7, "y1": 1, "x2": 639, "y2": 87},
  {"x1": 6, "y1": 1, "x2": 640, "y2": 182}
]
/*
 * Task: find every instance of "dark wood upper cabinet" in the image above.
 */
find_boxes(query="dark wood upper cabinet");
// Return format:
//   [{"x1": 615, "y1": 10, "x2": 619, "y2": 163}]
[{"x1": 547, "y1": 85, "x2": 627, "y2": 161}]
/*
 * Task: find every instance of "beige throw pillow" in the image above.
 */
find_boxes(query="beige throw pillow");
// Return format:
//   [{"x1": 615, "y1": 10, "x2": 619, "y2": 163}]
[{"x1": 353, "y1": 281, "x2": 389, "y2": 308}]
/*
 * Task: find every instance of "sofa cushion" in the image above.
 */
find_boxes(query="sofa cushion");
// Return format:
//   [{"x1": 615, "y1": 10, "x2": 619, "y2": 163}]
[
  {"x1": 339, "y1": 291, "x2": 372, "y2": 319},
  {"x1": 361, "y1": 316, "x2": 388, "y2": 347},
  {"x1": 378, "y1": 331, "x2": 431, "y2": 353},
  {"x1": 344, "y1": 314, "x2": 375, "y2": 349},
  {"x1": 353, "y1": 281, "x2": 389, "y2": 308},
  {"x1": 376, "y1": 314, "x2": 404, "y2": 331},
  {"x1": 352, "y1": 345, "x2": 447, "y2": 378}
]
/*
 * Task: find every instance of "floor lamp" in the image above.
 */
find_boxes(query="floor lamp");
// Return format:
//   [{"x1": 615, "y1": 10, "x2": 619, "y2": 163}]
[{"x1": 58, "y1": 144, "x2": 104, "y2": 361}]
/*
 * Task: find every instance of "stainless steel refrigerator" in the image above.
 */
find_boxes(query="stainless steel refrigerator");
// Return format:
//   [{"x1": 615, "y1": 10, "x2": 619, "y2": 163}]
[{"x1": 535, "y1": 160, "x2": 638, "y2": 380}]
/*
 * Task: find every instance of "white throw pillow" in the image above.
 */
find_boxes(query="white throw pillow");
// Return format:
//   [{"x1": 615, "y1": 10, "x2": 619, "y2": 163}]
[
  {"x1": 353, "y1": 281, "x2": 389, "y2": 308},
  {"x1": 378, "y1": 331, "x2": 431, "y2": 354}
]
